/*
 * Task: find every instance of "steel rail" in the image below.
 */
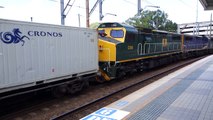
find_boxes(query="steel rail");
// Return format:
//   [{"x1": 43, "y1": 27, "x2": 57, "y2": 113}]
[{"x1": 51, "y1": 56, "x2": 205, "y2": 120}]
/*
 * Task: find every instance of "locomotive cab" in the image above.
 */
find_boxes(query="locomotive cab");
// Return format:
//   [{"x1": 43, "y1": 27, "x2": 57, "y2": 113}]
[{"x1": 98, "y1": 23, "x2": 146, "y2": 80}]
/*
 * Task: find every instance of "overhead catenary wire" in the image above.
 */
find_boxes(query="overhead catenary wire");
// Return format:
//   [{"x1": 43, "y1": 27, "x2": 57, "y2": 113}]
[
  {"x1": 122, "y1": 0, "x2": 155, "y2": 6},
  {"x1": 143, "y1": 0, "x2": 154, "y2": 6},
  {"x1": 177, "y1": 0, "x2": 194, "y2": 9},
  {"x1": 65, "y1": 0, "x2": 76, "y2": 16},
  {"x1": 122, "y1": 0, "x2": 136, "y2": 6},
  {"x1": 64, "y1": 3, "x2": 106, "y2": 16}
]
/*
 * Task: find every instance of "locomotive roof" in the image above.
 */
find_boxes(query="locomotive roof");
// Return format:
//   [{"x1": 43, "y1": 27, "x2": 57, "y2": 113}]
[
  {"x1": 98, "y1": 22, "x2": 180, "y2": 35},
  {"x1": 98, "y1": 22, "x2": 133, "y2": 28},
  {"x1": 152, "y1": 30, "x2": 180, "y2": 35},
  {"x1": 98, "y1": 22, "x2": 155, "y2": 33},
  {"x1": 98, "y1": 22, "x2": 138, "y2": 32}
]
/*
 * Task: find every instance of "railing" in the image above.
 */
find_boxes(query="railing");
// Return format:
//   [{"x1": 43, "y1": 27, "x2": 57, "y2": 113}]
[
  {"x1": 184, "y1": 43, "x2": 208, "y2": 51},
  {"x1": 143, "y1": 42, "x2": 181, "y2": 54}
]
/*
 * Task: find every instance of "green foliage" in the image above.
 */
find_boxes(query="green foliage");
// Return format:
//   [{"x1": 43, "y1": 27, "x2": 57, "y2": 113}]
[
  {"x1": 125, "y1": 10, "x2": 177, "y2": 32},
  {"x1": 90, "y1": 22, "x2": 100, "y2": 29}
]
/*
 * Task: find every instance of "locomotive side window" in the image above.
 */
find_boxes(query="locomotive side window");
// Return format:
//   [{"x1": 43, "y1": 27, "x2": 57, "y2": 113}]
[{"x1": 110, "y1": 30, "x2": 124, "y2": 38}]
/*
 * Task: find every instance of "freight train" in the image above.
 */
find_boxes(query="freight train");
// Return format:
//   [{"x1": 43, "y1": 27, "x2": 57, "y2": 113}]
[
  {"x1": 0, "y1": 19, "x2": 213, "y2": 99},
  {"x1": 98, "y1": 22, "x2": 213, "y2": 81}
]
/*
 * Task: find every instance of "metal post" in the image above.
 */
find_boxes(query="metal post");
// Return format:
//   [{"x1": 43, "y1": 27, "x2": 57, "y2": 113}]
[
  {"x1": 195, "y1": 0, "x2": 199, "y2": 35},
  {"x1": 177, "y1": 24, "x2": 180, "y2": 34},
  {"x1": 78, "y1": 14, "x2": 81, "y2": 27},
  {"x1": 60, "y1": 0, "x2": 65, "y2": 25},
  {"x1": 86, "y1": 0, "x2": 89, "y2": 27},
  {"x1": 99, "y1": 0, "x2": 103, "y2": 21},
  {"x1": 137, "y1": 0, "x2": 141, "y2": 16},
  {"x1": 210, "y1": 13, "x2": 212, "y2": 38}
]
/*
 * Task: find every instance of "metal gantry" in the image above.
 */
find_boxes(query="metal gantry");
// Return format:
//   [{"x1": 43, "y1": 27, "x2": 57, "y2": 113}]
[{"x1": 60, "y1": 0, "x2": 76, "y2": 25}]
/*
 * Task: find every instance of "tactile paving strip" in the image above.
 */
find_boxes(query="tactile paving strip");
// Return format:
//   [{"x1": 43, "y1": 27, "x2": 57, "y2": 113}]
[{"x1": 128, "y1": 62, "x2": 210, "y2": 120}]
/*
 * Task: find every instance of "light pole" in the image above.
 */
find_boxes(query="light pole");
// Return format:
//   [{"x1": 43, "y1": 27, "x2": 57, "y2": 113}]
[
  {"x1": 50, "y1": 0, "x2": 72, "y2": 25},
  {"x1": 78, "y1": 14, "x2": 82, "y2": 27},
  {"x1": 195, "y1": 0, "x2": 199, "y2": 35},
  {"x1": 140, "y1": 5, "x2": 160, "y2": 13},
  {"x1": 137, "y1": 5, "x2": 160, "y2": 20},
  {"x1": 210, "y1": 13, "x2": 212, "y2": 37},
  {"x1": 60, "y1": 0, "x2": 73, "y2": 25},
  {"x1": 152, "y1": 9, "x2": 163, "y2": 30},
  {"x1": 137, "y1": 5, "x2": 160, "y2": 30},
  {"x1": 138, "y1": 0, "x2": 141, "y2": 16},
  {"x1": 100, "y1": 13, "x2": 117, "y2": 21},
  {"x1": 137, "y1": 0, "x2": 160, "y2": 16},
  {"x1": 60, "y1": 0, "x2": 65, "y2": 25}
]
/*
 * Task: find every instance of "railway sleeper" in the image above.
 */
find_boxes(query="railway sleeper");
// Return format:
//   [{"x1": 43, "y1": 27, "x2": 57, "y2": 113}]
[{"x1": 52, "y1": 77, "x2": 90, "y2": 97}]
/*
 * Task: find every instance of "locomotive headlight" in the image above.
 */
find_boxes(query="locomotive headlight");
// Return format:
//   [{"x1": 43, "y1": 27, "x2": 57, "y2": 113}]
[{"x1": 99, "y1": 45, "x2": 103, "y2": 51}]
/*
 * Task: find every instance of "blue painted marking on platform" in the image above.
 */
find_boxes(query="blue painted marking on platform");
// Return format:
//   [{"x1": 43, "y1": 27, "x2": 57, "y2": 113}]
[
  {"x1": 95, "y1": 108, "x2": 117, "y2": 116},
  {"x1": 115, "y1": 101, "x2": 129, "y2": 107},
  {"x1": 80, "y1": 107, "x2": 130, "y2": 120},
  {"x1": 81, "y1": 114, "x2": 116, "y2": 120}
]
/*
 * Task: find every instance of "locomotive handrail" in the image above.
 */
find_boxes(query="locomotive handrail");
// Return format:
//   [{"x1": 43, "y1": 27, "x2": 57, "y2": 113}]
[
  {"x1": 137, "y1": 43, "x2": 143, "y2": 55},
  {"x1": 184, "y1": 43, "x2": 208, "y2": 51},
  {"x1": 143, "y1": 42, "x2": 181, "y2": 54}
]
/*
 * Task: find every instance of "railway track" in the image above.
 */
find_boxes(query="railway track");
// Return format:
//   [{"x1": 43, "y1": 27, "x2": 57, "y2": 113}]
[
  {"x1": 51, "y1": 56, "x2": 205, "y2": 120},
  {"x1": 0, "y1": 56, "x2": 206, "y2": 120}
]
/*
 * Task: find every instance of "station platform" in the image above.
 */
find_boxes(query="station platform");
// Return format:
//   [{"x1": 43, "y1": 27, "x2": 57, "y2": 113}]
[{"x1": 80, "y1": 55, "x2": 213, "y2": 120}]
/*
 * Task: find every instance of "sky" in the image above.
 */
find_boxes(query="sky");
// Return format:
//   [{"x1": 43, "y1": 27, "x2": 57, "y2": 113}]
[{"x1": 0, "y1": 0, "x2": 212, "y2": 27}]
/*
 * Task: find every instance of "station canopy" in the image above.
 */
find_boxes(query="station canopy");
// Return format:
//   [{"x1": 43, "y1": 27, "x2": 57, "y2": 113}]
[{"x1": 200, "y1": 0, "x2": 213, "y2": 10}]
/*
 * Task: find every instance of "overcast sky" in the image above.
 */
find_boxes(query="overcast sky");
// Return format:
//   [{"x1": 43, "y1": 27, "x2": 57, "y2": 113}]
[{"x1": 0, "y1": 0, "x2": 212, "y2": 27}]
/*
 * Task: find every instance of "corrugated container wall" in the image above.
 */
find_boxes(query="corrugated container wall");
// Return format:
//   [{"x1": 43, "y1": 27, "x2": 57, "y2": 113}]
[{"x1": 0, "y1": 19, "x2": 98, "y2": 93}]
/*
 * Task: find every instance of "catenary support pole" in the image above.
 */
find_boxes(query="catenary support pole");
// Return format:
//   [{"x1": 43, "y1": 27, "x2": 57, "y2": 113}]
[
  {"x1": 60, "y1": 0, "x2": 65, "y2": 25},
  {"x1": 86, "y1": 0, "x2": 90, "y2": 27}
]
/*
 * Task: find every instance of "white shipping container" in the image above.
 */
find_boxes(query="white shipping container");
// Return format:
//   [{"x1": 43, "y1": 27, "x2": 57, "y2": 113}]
[{"x1": 0, "y1": 19, "x2": 98, "y2": 93}]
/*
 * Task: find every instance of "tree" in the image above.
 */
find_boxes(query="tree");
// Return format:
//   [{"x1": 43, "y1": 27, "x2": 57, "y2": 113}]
[
  {"x1": 90, "y1": 22, "x2": 100, "y2": 29},
  {"x1": 125, "y1": 10, "x2": 177, "y2": 32},
  {"x1": 164, "y1": 20, "x2": 178, "y2": 32}
]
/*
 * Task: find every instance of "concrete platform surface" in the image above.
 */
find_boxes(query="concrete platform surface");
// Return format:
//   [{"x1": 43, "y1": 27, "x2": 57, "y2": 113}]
[{"x1": 80, "y1": 55, "x2": 213, "y2": 120}]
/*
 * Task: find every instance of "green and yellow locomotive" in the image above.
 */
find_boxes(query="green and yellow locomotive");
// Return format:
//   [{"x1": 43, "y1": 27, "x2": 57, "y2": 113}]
[
  {"x1": 98, "y1": 22, "x2": 211, "y2": 81},
  {"x1": 98, "y1": 23, "x2": 184, "y2": 81}
]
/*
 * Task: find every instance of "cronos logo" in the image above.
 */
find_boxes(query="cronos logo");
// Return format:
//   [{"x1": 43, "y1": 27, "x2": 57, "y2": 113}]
[
  {"x1": 0, "y1": 28, "x2": 63, "y2": 46},
  {"x1": 0, "y1": 28, "x2": 30, "y2": 46},
  {"x1": 28, "y1": 31, "x2": 63, "y2": 37}
]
